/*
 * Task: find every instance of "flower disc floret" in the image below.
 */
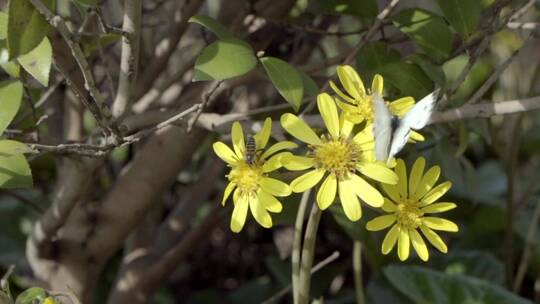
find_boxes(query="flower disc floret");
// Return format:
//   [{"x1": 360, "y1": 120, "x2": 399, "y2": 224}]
[
  {"x1": 280, "y1": 93, "x2": 398, "y2": 221},
  {"x1": 213, "y1": 118, "x2": 296, "y2": 233},
  {"x1": 366, "y1": 157, "x2": 458, "y2": 261}
]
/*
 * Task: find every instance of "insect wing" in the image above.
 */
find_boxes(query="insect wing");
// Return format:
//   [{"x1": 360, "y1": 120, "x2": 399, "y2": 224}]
[
  {"x1": 373, "y1": 93, "x2": 393, "y2": 161},
  {"x1": 388, "y1": 122, "x2": 411, "y2": 160},
  {"x1": 401, "y1": 89, "x2": 438, "y2": 130}
]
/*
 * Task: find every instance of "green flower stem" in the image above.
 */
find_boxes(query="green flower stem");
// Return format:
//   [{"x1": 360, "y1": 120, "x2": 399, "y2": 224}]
[
  {"x1": 297, "y1": 203, "x2": 322, "y2": 304},
  {"x1": 353, "y1": 241, "x2": 365, "y2": 304},
  {"x1": 292, "y1": 190, "x2": 311, "y2": 304}
]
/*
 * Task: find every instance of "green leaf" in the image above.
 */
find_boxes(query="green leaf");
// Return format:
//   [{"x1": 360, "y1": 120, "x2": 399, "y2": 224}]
[
  {"x1": 260, "y1": 57, "x2": 303, "y2": 111},
  {"x1": 0, "y1": 140, "x2": 36, "y2": 156},
  {"x1": 7, "y1": 0, "x2": 55, "y2": 59},
  {"x1": 356, "y1": 41, "x2": 401, "y2": 85},
  {"x1": 435, "y1": 0, "x2": 481, "y2": 37},
  {"x1": 189, "y1": 15, "x2": 233, "y2": 39},
  {"x1": 300, "y1": 71, "x2": 319, "y2": 97},
  {"x1": 406, "y1": 53, "x2": 446, "y2": 86},
  {"x1": 310, "y1": 0, "x2": 378, "y2": 21},
  {"x1": 73, "y1": 0, "x2": 98, "y2": 6},
  {"x1": 81, "y1": 33, "x2": 122, "y2": 57},
  {"x1": 15, "y1": 287, "x2": 46, "y2": 304},
  {"x1": 0, "y1": 80, "x2": 23, "y2": 136},
  {"x1": 393, "y1": 9, "x2": 453, "y2": 61},
  {"x1": 0, "y1": 41, "x2": 20, "y2": 78},
  {"x1": 0, "y1": 154, "x2": 32, "y2": 189},
  {"x1": 380, "y1": 61, "x2": 433, "y2": 99},
  {"x1": 0, "y1": 12, "x2": 7, "y2": 40},
  {"x1": 430, "y1": 251, "x2": 505, "y2": 285},
  {"x1": 18, "y1": 37, "x2": 52, "y2": 86},
  {"x1": 384, "y1": 265, "x2": 533, "y2": 304},
  {"x1": 193, "y1": 38, "x2": 257, "y2": 81}
]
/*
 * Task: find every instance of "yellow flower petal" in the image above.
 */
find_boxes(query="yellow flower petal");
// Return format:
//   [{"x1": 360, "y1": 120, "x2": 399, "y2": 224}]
[
  {"x1": 231, "y1": 121, "x2": 245, "y2": 159},
  {"x1": 290, "y1": 169, "x2": 325, "y2": 193},
  {"x1": 353, "y1": 126, "x2": 374, "y2": 146},
  {"x1": 249, "y1": 195, "x2": 272, "y2": 228},
  {"x1": 382, "y1": 198, "x2": 397, "y2": 212},
  {"x1": 330, "y1": 81, "x2": 356, "y2": 104},
  {"x1": 382, "y1": 184, "x2": 401, "y2": 202},
  {"x1": 261, "y1": 141, "x2": 298, "y2": 160},
  {"x1": 317, "y1": 174, "x2": 337, "y2": 210},
  {"x1": 281, "y1": 113, "x2": 322, "y2": 145},
  {"x1": 395, "y1": 159, "x2": 408, "y2": 198},
  {"x1": 421, "y1": 181, "x2": 452, "y2": 206},
  {"x1": 262, "y1": 152, "x2": 286, "y2": 173},
  {"x1": 409, "y1": 157, "x2": 425, "y2": 195},
  {"x1": 254, "y1": 117, "x2": 272, "y2": 149},
  {"x1": 222, "y1": 182, "x2": 236, "y2": 206},
  {"x1": 336, "y1": 98, "x2": 359, "y2": 112},
  {"x1": 282, "y1": 154, "x2": 315, "y2": 171},
  {"x1": 398, "y1": 228, "x2": 410, "y2": 261},
  {"x1": 213, "y1": 142, "x2": 239, "y2": 165},
  {"x1": 258, "y1": 190, "x2": 283, "y2": 213},
  {"x1": 388, "y1": 97, "x2": 414, "y2": 117},
  {"x1": 349, "y1": 174, "x2": 384, "y2": 207},
  {"x1": 371, "y1": 74, "x2": 383, "y2": 95},
  {"x1": 337, "y1": 65, "x2": 365, "y2": 99},
  {"x1": 419, "y1": 225, "x2": 448, "y2": 253},
  {"x1": 230, "y1": 192, "x2": 249, "y2": 233},
  {"x1": 422, "y1": 217, "x2": 459, "y2": 232},
  {"x1": 317, "y1": 93, "x2": 340, "y2": 138},
  {"x1": 366, "y1": 214, "x2": 396, "y2": 231},
  {"x1": 421, "y1": 202, "x2": 457, "y2": 213},
  {"x1": 357, "y1": 162, "x2": 398, "y2": 184},
  {"x1": 409, "y1": 228, "x2": 429, "y2": 261},
  {"x1": 340, "y1": 115, "x2": 354, "y2": 138},
  {"x1": 339, "y1": 178, "x2": 361, "y2": 221},
  {"x1": 410, "y1": 131, "x2": 425, "y2": 142},
  {"x1": 414, "y1": 166, "x2": 440, "y2": 199},
  {"x1": 382, "y1": 225, "x2": 400, "y2": 254},
  {"x1": 261, "y1": 177, "x2": 292, "y2": 197}
]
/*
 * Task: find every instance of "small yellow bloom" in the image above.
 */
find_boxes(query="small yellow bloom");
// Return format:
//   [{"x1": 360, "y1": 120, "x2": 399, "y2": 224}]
[
  {"x1": 366, "y1": 157, "x2": 458, "y2": 261},
  {"x1": 213, "y1": 118, "x2": 296, "y2": 232},
  {"x1": 280, "y1": 93, "x2": 398, "y2": 221},
  {"x1": 330, "y1": 65, "x2": 424, "y2": 142},
  {"x1": 41, "y1": 297, "x2": 57, "y2": 304}
]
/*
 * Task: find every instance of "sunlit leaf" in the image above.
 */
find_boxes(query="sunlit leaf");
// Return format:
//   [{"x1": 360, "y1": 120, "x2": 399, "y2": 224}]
[
  {"x1": 0, "y1": 80, "x2": 23, "y2": 136},
  {"x1": 0, "y1": 154, "x2": 32, "y2": 189},
  {"x1": 72, "y1": 0, "x2": 98, "y2": 6},
  {"x1": 435, "y1": 0, "x2": 481, "y2": 37},
  {"x1": 0, "y1": 12, "x2": 7, "y2": 39},
  {"x1": 193, "y1": 38, "x2": 257, "y2": 81},
  {"x1": 260, "y1": 57, "x2": 303, "y2": 111},
  {"x1": 7, "y1": 0, "x2": 55, "y2": 58},
  {"x1": 17, "y1": 37, "x2": 52, "y2": 86},
  {"x1": 189, "y1": 15, "x2": 233, "y2": 39},
  {"x1": 0, "y1": 40, "x2": 20, "y2": 78},
  {"x1": 380, "y1": 61, "x2": 433, "y2": 99},
  {"x1": 393, "y1": 9, "x2": 453, "y2": 61},
  {"x1": 0, "y1": 140, "x2": 36, "y2": 156}
]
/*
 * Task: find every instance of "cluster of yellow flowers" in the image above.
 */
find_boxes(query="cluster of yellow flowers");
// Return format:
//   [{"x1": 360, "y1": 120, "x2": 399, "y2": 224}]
[{"x1": 213, "y1": 65, "x2": 458, "y2": 261}]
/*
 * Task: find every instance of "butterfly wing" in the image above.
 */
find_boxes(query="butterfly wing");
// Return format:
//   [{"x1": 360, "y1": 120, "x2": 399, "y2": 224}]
[
  {"x1": 372, "y1": 93, "x2": 393, "y2": 161},
  {"x1": 388, "y1": 122, "x2": 411, "y2": 160},
  {"x1": 401, "y1": 89, "x2": 439, "y2": 130}
]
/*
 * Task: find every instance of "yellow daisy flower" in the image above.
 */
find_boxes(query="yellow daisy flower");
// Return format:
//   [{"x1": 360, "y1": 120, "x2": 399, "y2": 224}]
[
  {"x1": 366, "y1": 157, "x2": 459, "y2": 261},
  {"x1": 213, "y1": 118, "x2": 296, "y2": 233},
  {"x1": 330, "y1": 65, "x2": 424, "y2": 142},
  {"x1": 280, "y1": 93, "x2": 398, "y2": 221}
]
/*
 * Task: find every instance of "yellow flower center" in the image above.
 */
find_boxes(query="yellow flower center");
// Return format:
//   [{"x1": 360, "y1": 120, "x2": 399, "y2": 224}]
[
  {"x1": 354, "y1": 95, "x2": 374, "y2": 122},
  {"x1": 395, "y1": 198, "x2": 424, "y2": 229},
  {"x1": 311, "y1": 136, "x2": 361, "y2": 180},
  {"x1": 228, "y1": 162, "x2": 264, "y2": 196}
]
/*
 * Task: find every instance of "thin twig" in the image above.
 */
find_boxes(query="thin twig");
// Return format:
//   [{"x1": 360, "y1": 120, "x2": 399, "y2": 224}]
[
  {"x1": 29, "y1": 0, "x2": 122, "y2": 142},
  {"x1": 261, "y1": 251, "x2": 340, "y2": 304},
  {"x1": 513, "y1": 199, "x2": 540, "y2": 292},
  {"x1": 0, "y1": 265, "x2": 15, "y2": 291},
  {"x1": 468, "y1": 31, "x2": 535, "y2": 105},
  {"x1": 187, "y1": 80, "x2": 223, "y2": 132}
]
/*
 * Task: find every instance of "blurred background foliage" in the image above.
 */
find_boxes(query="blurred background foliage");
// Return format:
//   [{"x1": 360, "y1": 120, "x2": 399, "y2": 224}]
[{"x1": 0, "y1": 0, "x2": 539, "y2": 303}]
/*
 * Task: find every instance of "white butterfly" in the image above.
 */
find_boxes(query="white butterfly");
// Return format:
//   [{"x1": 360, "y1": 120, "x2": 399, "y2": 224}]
[{"x1": 373, "y1": 90, "x2": 439, "y2": 162}]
